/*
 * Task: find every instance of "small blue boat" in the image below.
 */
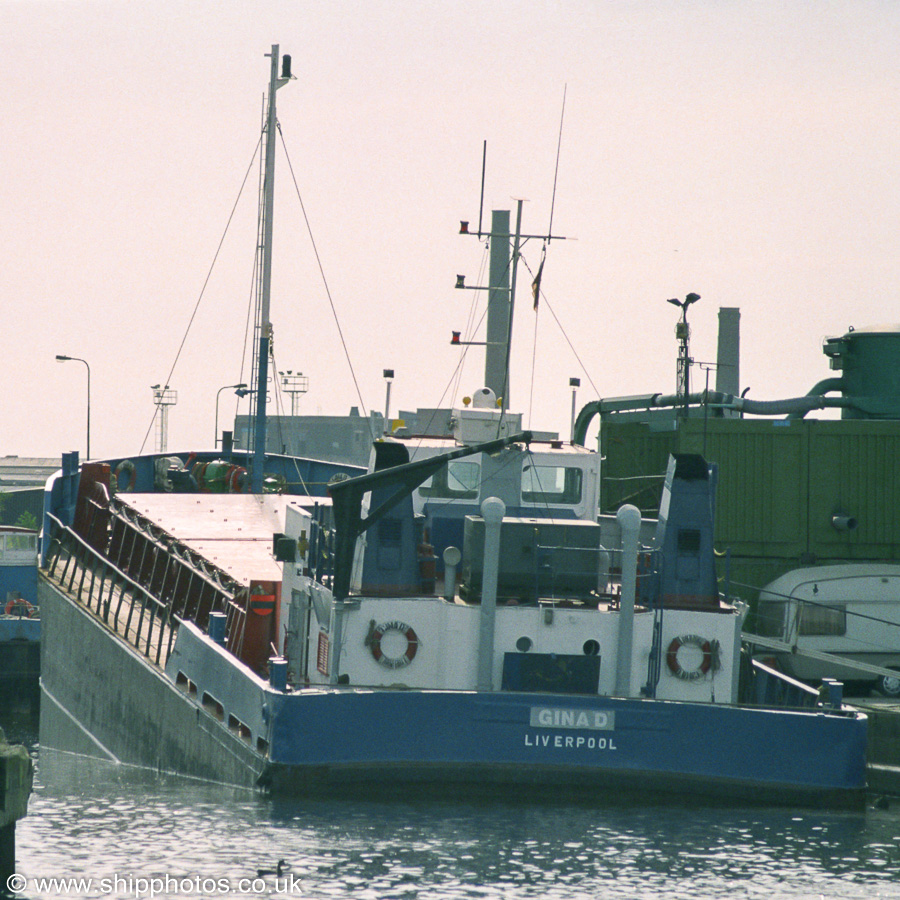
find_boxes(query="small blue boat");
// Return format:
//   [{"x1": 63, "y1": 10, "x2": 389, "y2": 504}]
[{"x1": 0, "y1": 526, "x2": 40, "y2": 717}]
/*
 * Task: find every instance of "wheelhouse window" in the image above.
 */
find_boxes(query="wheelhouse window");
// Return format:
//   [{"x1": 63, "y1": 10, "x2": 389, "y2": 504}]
[
  {"x1": 521, "y1": 465, "x2": 583, "y2": 505},
  {"x1": 419, "y1": 460, "x2": 480, "y2": 500}
]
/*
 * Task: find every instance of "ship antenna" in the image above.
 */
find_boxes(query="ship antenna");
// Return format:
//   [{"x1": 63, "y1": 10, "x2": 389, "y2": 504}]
[
  {"x1": 478, "y1": 140, "x2": 487, "y2": 237},
  {"x1": 548, "y1": 84, "x2": 566, "y2": 239}
]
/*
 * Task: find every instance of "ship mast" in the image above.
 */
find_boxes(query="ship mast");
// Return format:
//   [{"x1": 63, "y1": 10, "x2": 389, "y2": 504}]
[{"x1": 251, "y1": 45, "x2": 293, "y2": 493}]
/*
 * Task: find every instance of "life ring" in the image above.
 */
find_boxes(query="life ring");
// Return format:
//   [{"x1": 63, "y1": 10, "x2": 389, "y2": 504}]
[
  {"x1": 114, "y1": 459, "x2": 136, "y2": 492},
  {"x1": 666, "y1": 634, "x2": 712, "y2": 681},
  {"x1": 248, "y1": 585, "x2": 275, "y2": 616},
  {"x1": 4, "y1": 598, "x2": 35, "y2": 618},
  {"x1": 228, "y1": 465, "x2": 248, "y2": 493},
  {"x1": 368, "y1": 620, "x2": 419, "y2": 669}
]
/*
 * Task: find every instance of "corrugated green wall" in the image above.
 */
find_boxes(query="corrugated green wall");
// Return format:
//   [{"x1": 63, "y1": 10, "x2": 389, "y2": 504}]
[{"x1": 600, "y1": 418, "x2": 900, "y2": 597}]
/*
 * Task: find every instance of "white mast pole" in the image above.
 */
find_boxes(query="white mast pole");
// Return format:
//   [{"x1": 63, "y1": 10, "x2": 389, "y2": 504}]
[{"x1": 251, "y1": 45, "x2": 292, "y2": 492}]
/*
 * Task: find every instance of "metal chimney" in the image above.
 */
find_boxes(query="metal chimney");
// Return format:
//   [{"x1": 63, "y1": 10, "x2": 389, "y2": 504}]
[{"x1": 716, "y1": 308, "x2": 741, "y2": 407}]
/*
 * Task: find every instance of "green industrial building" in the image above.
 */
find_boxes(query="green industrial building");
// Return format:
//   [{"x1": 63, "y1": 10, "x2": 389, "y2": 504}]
[{"x1": 576, "y1": 321, "x2": 900, "y2": 602}]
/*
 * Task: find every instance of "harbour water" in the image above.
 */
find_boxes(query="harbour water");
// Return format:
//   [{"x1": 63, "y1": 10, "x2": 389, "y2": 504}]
[{"x1": 6, "y1": 731, "x2": 900, "y2": 900}]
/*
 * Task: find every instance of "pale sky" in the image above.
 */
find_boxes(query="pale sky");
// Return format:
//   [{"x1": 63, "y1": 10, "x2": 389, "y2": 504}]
[{"x1": 5, "y1": 1, "x2": 899, "y2": 460}]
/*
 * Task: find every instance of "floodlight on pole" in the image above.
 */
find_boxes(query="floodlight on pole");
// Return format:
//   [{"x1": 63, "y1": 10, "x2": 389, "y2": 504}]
[
  {"x1": 56, "y1": 354, "x2": 91, "y2": 459},
  {"x1": 215, "y1": 383, "x2": 248, "y2": 447},
  {"x1": 666, "y1": 293, "x2": 700, "y2": 417}
]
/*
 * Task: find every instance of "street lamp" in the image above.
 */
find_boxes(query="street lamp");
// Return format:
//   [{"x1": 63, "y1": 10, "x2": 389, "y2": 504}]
[
  {"x1": 569, "y1": 377, "x2": 580, "y2": 443},
  {"x1": 215, "y1": 383, "x2": 248, "y2": 447},
  {"x1": 383, "y1": 369, "x2": 394, "y2": 435},
  {"x1": 56, "y1": 355, "x2": 90, "y2": 459}
]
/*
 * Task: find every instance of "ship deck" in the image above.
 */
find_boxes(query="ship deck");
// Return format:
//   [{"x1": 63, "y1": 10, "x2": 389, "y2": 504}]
[{"x1": 114, "y1": 493, "x2": 314, "y2": 586}]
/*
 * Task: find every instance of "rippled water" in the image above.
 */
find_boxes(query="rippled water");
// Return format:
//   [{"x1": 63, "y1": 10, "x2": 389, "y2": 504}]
[{"x1": 9, "y1": 742, "x2": 900, "y2": 900}]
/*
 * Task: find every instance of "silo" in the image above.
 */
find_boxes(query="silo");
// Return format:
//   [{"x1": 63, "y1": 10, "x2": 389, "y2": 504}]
[{"x1": 822, "y1": 324, "x2": 900, "y2": 420}]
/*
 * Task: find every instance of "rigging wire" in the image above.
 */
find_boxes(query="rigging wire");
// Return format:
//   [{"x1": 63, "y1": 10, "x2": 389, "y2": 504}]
[
  {"x1": 277, "y1": 122, "x2": 374, "y2": 443},
  {"x1": 237, "y1": 117, "x2": 265, "y2": 440},
  {"x1": 237, "y1": 247, "x2": 261, "y2": 416},
  {"x1": 268, "y1": 345, "x2": 311, "y2": 493},
  {"x1": 519, "y1": 254, "x2": 601, "y2": 400},
  {"x1": 548, "y1": 84, "x2": 567, "y2": 239},
  {"x1": 526, "y1": 84, "x2": 567, "y2": 431},
  {"x1": 528, "y1": 277, "x2": 540, "y2": 430},
  {"x1": 453, "y1": 242, "x2": 491, "y2": 407},
  {"x1": 138, "y1": 135, "x2": 263, "y2": 455}
]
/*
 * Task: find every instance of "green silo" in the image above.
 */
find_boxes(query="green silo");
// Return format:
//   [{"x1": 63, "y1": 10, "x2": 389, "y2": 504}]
[{"x1": 822, "y1": 325, "x2": 900, "y2": 420}]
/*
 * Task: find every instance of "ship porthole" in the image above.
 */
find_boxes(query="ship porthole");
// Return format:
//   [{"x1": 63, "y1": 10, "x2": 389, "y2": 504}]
[
  {"x1": 515, "y1": 636, "x2": 533, "y2": 653},
  {"x1": 583, "y1": 639, "x2": 600, "y2": 656}
]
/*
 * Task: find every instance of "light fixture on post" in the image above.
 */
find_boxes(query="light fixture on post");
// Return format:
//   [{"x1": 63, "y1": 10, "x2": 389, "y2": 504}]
[
  {"x1": 569, "y1": 377, "x2": 581, "y2": 443},
  {"x1": 383, "y1": 369, "x2": 394, "y2": 435},
  {"x1": 151, "y1": 385, "x2": 178, "y2": 453},
  {"x1": 279, "y1": 370, "x2": 309, "y2": 417},
  {"x1": 666, "y1": 292, "x2": 700, "y2": 418},
  {"x1": 56, "y1": 355, "x2": 91, "y2": 459},
  {"x1": 215, "y1": 383, "x2": 248, "y2": 447}
]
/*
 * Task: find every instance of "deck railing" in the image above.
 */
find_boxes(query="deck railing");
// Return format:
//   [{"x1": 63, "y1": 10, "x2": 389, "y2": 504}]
[{"x1": 42, "y1": 514, "x2": 178, "y2": 668}]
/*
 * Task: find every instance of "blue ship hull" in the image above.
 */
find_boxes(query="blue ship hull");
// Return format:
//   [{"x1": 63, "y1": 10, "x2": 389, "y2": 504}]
[
  {"x1": 261, "y1": 688, "x2": 867, "y2": 807},
  {"x1": 38, "y1": 572, "x2": 867, "y2": 809},
  {"x1": 38, "y1": 448, "x2": 868, "y2": 810}
]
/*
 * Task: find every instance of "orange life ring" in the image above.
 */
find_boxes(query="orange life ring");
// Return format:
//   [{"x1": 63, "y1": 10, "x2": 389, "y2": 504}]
[
  {"x1": 666, "y1": 634, "x2": 712, "y2": 681},
  {"x1": 248, "y1": 586, "x2": 275, "y2": 617},
  {"x1": 370, "y1": 620, "x2": 419, "y2": 669},
  {"x1": 4, "y1": 598, "x2": 35, "y2": 618},
  {"x1": 228, "y1": 465, "x2": 248, "y2": 493}
]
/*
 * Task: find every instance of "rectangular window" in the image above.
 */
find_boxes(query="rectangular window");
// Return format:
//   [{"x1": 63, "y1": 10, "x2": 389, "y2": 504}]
[
  {"x1": 755, "y1": 601, "x2": 787, "y2": 637},
  {"x1": 521, "y1": 465, "x2": 583, "y2": 505},
  {"x1": 798, "y1": 603, "x2": 847, "y2": 636},
  {"x1": 6, "y1": 534, "x2": 36, "y2": 551},
  {"x1": 0, "y1": 533, "x2": 38, "y2": 563},
  {"x1": 419, "y1": 460, "x2": 480, "y2": 499}
]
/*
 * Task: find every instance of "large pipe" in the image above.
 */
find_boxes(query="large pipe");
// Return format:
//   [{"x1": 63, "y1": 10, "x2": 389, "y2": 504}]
[
  {"x1": 615, "y1": 504, "x2": 641, "y2": 697},
  {"x1": 477, "y1": 497, "x2": 506, "y2": 691},
  {"x1": 572, "y1": 389, "x2": 854, "y2": 447}
]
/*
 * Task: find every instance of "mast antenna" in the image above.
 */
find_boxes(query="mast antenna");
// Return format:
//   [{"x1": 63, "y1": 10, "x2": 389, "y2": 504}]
[
  {"x1": 478, "y1": 140, "x2": 487, "y2": 237},
  {"x1": 548, "y1": 84, "x2": 566, "y2": 237}
]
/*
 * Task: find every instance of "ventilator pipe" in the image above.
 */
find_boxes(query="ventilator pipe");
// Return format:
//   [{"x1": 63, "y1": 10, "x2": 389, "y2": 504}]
[
  {"x1": 615, "y1": 504, "x2": 641, "y2": 698},
  {"x1": 597, "y1": 548, "x2": 611, "y2": 596},
  {"x1": 477, "y1": 497, "x2": 506, "y2": 692},
  {"x1": 832, "y1": 515, "x2": 858, "y2": 532},
  {"x1": 443, "y1": 546, "x2": 461, "y2": 600}
]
